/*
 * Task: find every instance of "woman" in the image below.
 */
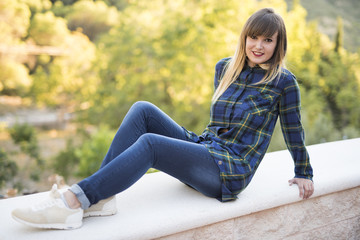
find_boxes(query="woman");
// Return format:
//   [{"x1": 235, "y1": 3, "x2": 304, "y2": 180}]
[{"x1": 12, "y1": 8, "x2": 314, "y2": 229}]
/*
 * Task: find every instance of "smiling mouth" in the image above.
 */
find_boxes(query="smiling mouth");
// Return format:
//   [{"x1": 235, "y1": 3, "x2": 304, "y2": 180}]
[{"x1": 252, "y1": 51, "x2": 264, "y2": 57}]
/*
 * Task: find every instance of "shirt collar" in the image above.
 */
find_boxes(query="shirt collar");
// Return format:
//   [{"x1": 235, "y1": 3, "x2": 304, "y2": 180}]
[{"x1": 244, "y1": 63, "x2": 267, "y2": 73}]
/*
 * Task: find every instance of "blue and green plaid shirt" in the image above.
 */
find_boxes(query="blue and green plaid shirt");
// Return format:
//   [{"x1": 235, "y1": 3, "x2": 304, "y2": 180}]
[{"x1": 183, "y1": 57, "x2": 313, "y2": 202}]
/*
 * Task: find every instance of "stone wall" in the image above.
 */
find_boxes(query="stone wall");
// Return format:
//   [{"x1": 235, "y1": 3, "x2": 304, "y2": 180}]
[{"x1": 159, "y1": 187, "x2": 360, "y2": 240}]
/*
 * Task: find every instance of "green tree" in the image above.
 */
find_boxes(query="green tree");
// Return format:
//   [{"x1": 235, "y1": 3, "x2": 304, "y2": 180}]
[
  {"x1": 8, "y1": 123, "x2": 43, "y2": 182},
  {"x1": 76, "y1": 125, "x2": 114, "y2": 177},
  {"x1": 25, "y1": 5, "x2": 98, "y2": 107},
  {"x1": 9, "y1": 123, "x2": 42, "y2": 162},
  {"x1": 28, "y1": 11, "x2": 69, "y2": 46},
  {"x1": 50, "y1": 0, "x2": 78, "y2": 6},
  {"x1": 0, "y1": 60, "x2": 32, "y2": 95},
  {"x1": 0, "y1": 149, "x2": 18, "y2": 190},
  {"x1": 85, "y1": 0, "x2": 252, "y2": 133},
  {"x1": 65, "y1": 0, "x2": 119, "y2": 41},
  {"x1": 20, "y1": 0, "x2": 52, "y2": 14},
  {"x1": 29, "y1": 31, "x2": 98, "y2": 107},
  {"x1": 102, "y1": 0, "x2": 128, "y2": 11},
  {"x1": 52, "y1": 139, "x2": 80, "y2": 180},
  {"x1": 1, "y1": 0, "x2": 359, "y2": 160},
  {"x1": 317, "y1": 50, "x2": 360, "y2": 130},
  {"x1": 0, "y1": 0, "x2": 30, "y2": 44},
  {"x1": 0, "y1": 0, "x2": 32, "y2": 95},
  {"x1": 334, "y1": 17, "x2": 343, "y2": 53}
]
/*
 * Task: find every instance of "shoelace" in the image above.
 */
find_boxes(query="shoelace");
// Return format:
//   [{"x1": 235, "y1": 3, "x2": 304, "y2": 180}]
[{"x1": 31, "y1": 184, "x2": 63, "y2": 211}]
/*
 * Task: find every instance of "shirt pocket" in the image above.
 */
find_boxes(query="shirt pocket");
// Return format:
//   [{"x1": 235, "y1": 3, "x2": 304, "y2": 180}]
[{"x1": 242, "y1": 93, "x2": 274, "y2": 116}]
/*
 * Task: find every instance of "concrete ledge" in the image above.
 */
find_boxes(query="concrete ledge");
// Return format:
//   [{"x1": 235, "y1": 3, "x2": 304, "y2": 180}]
[
  {"x1": 0, "y1": 138, "x2": 359, "y2": 240},
  {"x1": 160, "y1": 187, "x2": 360, "y2": 240}
]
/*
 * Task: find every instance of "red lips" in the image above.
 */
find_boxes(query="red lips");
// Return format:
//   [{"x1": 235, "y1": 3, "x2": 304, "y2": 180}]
[{"x1": 252, "y1": 51, "x2": 264, "y2": 57}]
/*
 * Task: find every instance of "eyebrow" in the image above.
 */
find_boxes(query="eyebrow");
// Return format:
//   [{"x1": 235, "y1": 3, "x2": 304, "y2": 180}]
[{"x1": 266, "y1": 34, "x2": 278, "y2": 39}]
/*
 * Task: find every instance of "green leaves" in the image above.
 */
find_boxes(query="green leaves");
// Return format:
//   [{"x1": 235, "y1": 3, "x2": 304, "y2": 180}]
[
  {"x1": 0, "y1": 149, "x2": 18, "y2": 189},
  {"x1": 29, "y1": 11, "x2": 69, "y2": 46},
  {"x1": 0, "y1": 0, "x2": 359, "y2": 147},
  {"x1": 76, "y1": 125, "x2": 114, "y2": 178},
  {"x1": 65, "y1": 1, "x2": 119, "y2": 41}
]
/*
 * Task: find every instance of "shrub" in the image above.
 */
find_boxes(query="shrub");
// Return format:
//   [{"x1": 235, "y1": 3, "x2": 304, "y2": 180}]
[
  {"x1": 76, "y1": 125, "x2": 114, "y2": 178},
  {"x1": 0, "y1": 149, "x2": 18, "y2": 189},
  {"x1": 9, "y1": 123, "x2": 43, "y2": 165},
  {"x1": 9, "y1": 123, "x2": 36, "y2": 144},
  {"x1": 52, "y1": 139, "x2": 80, "y2": 180}
]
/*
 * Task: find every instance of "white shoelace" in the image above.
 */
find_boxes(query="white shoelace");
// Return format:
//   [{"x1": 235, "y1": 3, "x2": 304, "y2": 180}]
[{"x1": 31, "y1": 184, "x2": 64, "y2": 211}]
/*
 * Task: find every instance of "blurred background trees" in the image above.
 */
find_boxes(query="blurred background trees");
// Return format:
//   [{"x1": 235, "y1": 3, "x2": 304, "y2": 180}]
[{"x1": 0, "y1": 0, "x2": 359, "y2": 194}]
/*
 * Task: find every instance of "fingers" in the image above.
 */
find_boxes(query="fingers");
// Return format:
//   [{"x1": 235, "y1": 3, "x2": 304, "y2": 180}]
[
  {"x1": 288, "y1": 179, "x2": 294, "y2": 186},
  {"x1": 289, "y1": 178, "x2": 314, "y2": 199},
  {"x1": 304, "y1": 182, "x2": 314, "y2": 199},
  {"x1": 300, "y1": 181, "x2": 314, "y2": 199},
  {"x1": 298, "y1": 183, "x2": 304, "y2": 199}
]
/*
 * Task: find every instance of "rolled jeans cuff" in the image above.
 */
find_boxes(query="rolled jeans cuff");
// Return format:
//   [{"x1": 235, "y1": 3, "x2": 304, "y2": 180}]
[{"x1": 69, "y1": 184, "x2": 91, "y2": 209}]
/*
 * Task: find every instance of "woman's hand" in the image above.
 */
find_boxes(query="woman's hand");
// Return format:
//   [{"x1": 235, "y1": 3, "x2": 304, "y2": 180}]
[{"x1": 288, "y1": 178, "x2": 314, "y2": 199}]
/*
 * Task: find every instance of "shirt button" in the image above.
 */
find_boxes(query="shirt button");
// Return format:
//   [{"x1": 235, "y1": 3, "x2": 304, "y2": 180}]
[{"x1": 218, "y1": 161, "x2": 223, "y2": 165}]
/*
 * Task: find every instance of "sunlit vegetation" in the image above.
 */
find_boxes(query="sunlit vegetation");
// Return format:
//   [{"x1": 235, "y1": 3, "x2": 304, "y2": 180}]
[{"x1": 0, "y1": 0, "x2": 359, "y2": 195}]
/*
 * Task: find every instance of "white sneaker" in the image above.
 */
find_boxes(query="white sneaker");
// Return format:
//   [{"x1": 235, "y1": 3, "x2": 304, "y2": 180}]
[
  {"x1": 83, "y1": 196, "x2": 117, "y2": 218},
  {"x1": 11, "y1": 184, "x2": 83, "y2": 230}
]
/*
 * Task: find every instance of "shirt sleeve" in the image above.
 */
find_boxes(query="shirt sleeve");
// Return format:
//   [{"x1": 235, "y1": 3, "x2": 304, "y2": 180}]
[{"x1": 279, "y1": 74, "x2": 313, "y2": 181}]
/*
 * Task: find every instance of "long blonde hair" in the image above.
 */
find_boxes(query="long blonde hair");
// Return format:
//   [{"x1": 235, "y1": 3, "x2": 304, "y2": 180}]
[{"x1": 212, "y1": 8, "x2": 287, "y2": 102}]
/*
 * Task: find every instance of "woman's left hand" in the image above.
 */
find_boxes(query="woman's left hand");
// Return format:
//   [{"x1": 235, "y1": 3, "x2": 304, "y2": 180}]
[{"x1": 288, "y1": 178, "x2": 314, "y2": 199}]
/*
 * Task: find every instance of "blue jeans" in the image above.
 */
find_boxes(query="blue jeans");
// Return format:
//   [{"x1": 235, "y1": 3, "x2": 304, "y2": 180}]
[{"x1": 70, "y1": 101, "x2": 222, "y2": 209}]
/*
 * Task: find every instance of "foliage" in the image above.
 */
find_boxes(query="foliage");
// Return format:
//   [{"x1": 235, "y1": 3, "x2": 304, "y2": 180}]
[
  {"x1": 334, "y1": 17, "x2": 343, "y2": 53},
  {"x1": 285, "y1": 0, "x2": 360, "y2": 52},
  {"x1": 0, "y1": 0, "x2": 30, "y2": 44},
  {"x1": 0, "y1": 0, "x2": 359, "y2": 165},
  {"x1": 101, "y1": 0, "x2": 128, "y2": 11},
  {"x1": 53, "y1": 126, "x2": 159, "y2": 178},
  {"x1": 85, "y1": 0, "x2": 248, "y2": 133},
  {"x1": 0, "y1": 0, "x2": 32, "y2": 95},
  {"x1": 0, "y1": 59, "x2": 32, "y2": 95},
  {"x1": 29, "y1": 30, "x2": 98, "y2": 106},
  {"x1": 76, "y1": 125, "x2": 115, "y2": 178},
  {"x1": 29, "y1": 11, "x2": 69, "y2": 46},
  {"x1": 20, "y1": 0, "x2": 52, "y2": 15},
  {"x1": 0, "y1": 149, "x2": 18, "y2": 189},
  {"x1": 7, "y1": 123, "x2": 44, "y2": 185},
  {"x1": 9, "y1": 123, "x2": 36, "y2": 144},
  {"x1": 9, "y1": 123, "x2": 43, "y2": 166},
  {"x1": 65, "y1": 0, "x2": 119, "y2": 41},
  {"x1": 52, "y1": 139, "x2": 80, "y2": 180},
  {"x1": 84, "y1": 0, "x2": 360, "y2": 140},
  {"x1": 50, "y1": 0, "x2": 78, "y2": 6}
]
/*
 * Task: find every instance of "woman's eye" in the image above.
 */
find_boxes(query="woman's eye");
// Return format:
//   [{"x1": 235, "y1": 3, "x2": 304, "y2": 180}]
[
  {"x1": 265, "y1": 38, "x2": 273, "y2": 42},
  {"x1": 250, "y1": 35, "x2": 257, "y2": 39}
]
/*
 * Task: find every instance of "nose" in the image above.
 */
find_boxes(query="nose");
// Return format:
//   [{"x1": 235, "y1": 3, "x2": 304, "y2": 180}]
[{"x1": 255, "y1": 40, "x2": 263, "y2": 49}]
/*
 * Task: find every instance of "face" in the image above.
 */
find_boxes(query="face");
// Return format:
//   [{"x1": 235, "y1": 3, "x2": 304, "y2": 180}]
[{"x1": 245, "y1": 32, "x2": 278, "y2": 67}]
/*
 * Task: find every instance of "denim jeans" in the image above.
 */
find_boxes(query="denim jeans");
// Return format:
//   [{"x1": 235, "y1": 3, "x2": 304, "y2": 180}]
[{"x1": 70, "y1": 101, "x2": 222, "y2": 209}]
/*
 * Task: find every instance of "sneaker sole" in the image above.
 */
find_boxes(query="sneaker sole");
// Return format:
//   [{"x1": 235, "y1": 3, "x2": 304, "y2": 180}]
[
  {"x1": 83, "y1": 209, "x2": 117, "y2": 218},
  {"x1": 12, "y1": 214, "x2": 82, "y2": 230}
]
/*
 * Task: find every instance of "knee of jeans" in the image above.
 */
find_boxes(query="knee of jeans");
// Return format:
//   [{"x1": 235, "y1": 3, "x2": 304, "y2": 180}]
[
  {"x1": 137, "y1": 133, "x2": 157, "y2": 147},
  {"x1": 136, "y1": 133, "x2": 162, "y2": 156},
  {"x1": 129, "y1": 101, "x2": 156, "y2": 120},
  {"x1": 131, "y1": 101, "x2": 154, "y2": 113},
  {"x1": 136, "y1": 133, "x2": 159, "y2": 163}
]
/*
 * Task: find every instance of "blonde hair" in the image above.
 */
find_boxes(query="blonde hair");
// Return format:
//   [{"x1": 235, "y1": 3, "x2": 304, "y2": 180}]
[{"x1": 212, "y1": 8, "x2": 287, "y2": 102}]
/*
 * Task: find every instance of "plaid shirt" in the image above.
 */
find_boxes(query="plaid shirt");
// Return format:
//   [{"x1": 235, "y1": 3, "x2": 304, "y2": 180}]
[{"x1": 183, "y1": 57, "x2": 313, "y2": 202}]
